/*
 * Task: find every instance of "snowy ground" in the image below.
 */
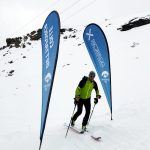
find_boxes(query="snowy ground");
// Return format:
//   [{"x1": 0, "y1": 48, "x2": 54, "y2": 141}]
[{"x1": 1, "y1": 2, "x2": 150, "y2": 150}]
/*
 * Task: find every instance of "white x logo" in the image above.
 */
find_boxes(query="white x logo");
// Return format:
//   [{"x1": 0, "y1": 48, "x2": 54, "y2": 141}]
[{"x1": 86, "y1": 28, "x2": 93, "y2": 41}]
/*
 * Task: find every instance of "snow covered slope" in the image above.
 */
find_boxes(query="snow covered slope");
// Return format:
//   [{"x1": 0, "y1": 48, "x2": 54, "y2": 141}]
[{"x1": 0, "y1": 11, "x2": 150, "y2": 150}]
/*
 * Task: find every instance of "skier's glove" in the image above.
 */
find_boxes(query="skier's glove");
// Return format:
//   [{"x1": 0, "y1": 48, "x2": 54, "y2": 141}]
[
  {"x1": 74, "y1": 96, "x2": 80, "y2": 105},
  {"x1": 97, "y1": 95, "x2": 101, "y2": 99},
  {"x1": 94, "y1": 98, "x2": 98, "y2": 104},
  {"x1": 74, "y1": 99, "x2": 78, "y2": 105}
]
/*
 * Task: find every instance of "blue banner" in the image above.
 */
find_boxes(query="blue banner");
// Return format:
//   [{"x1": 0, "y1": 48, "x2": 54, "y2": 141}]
[
  {"x1": 40, "y1": 11, "x2": 60, "y2": 146},
  {"x1": 83, "y1": 24, "x2": 112, "y2": 119}
]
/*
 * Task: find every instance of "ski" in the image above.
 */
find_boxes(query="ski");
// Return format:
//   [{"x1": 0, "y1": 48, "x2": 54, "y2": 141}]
[
  {"x1": 69, "y1": 126, "x2": 83, "y2": 134},
  {"x1": 64, "y1": 123, "x2": 101, "y2": 141},
  {"x1": 91, "y1": 135, "x2": 101, "y2": 141},
  {"x1": 64, "y1": 123, "x2": 85, "y2": 134}
]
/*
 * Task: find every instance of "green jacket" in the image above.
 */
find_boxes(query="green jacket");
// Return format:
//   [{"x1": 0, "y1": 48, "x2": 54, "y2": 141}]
[{"x1": 75, "y1": 76, "x2": 100, "y2": 99}]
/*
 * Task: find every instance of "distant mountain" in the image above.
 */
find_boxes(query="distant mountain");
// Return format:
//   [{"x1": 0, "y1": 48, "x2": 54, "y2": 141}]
[{"x1": 1, "y1": 14, "x2": 150, "y2": 52}]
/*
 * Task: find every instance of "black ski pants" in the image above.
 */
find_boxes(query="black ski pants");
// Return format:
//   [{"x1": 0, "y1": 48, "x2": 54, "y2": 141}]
[{"x1": 72, "y1": 98, "x2": 91, "y2": 126}]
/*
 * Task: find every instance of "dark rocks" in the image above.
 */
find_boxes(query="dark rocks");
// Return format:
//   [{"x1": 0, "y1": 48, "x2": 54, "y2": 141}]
[
  {"x1": 6, "y1": 37, "x2": 22, "y2": 47},
  {"x1": 0, "y1": 27, "x2": 77, "y2": 50},
  {"x1": 22, "y1": 44, "x2": 26, "y2": 48},
  {"x1": 60, "y1": 28, "x2": 76, "y2": 34},
  {"x1": 0, "y1": 45, "x2": 7, "y2": 50},
  {"x1": 118, "y1": 15, "x2": 150, "y2": 31},
  {"x1": 60, "y1": 28, "x2": 66, "y2": 34},
  {"x1": 8, "y1": 70, "x2": 14, "y2": 76},
  {"x1": 28, "y1": 29, "x2": 41, "y2": 41},
  {"x1": 8, "y1": 60, "x2": 14, "y2": 64},
  {"x1": 61, "y1": 28, "x2": 77, "y2": 40}
]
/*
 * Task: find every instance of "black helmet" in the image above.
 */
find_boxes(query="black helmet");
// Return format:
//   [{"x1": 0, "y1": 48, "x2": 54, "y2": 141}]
[{"x1": 89, "y1": 71, "x2": 96, "y2": 77}]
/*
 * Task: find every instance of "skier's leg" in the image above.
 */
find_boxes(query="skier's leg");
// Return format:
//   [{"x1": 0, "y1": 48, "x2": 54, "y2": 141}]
[
  {"x1": 82, "y1": 98, "x2": 91, "y2": 127},
  {"x1": 72, "y1": 100, "x2": 83, "y2": 122}
]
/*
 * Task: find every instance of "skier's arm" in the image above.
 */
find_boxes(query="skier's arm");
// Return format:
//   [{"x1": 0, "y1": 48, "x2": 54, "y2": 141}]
[
  {"x1": 75, "y1": 86, "x2": 81, "y2": 97},
  {"x1": 75, "y1": 76, "x2": 87, "y2": 98}
]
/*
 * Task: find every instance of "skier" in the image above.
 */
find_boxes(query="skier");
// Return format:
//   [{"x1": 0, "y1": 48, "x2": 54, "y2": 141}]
[{"x1": 71, "y1": 71, "x2": 101, "y2": 132}]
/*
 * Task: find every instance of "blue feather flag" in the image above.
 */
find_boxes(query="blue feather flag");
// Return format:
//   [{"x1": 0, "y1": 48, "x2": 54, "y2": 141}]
[
  {"x1": 40, "y1": 11, "x2": 60, "y2": 149},
  {"x1": 83, "y1": 24, "x2": 112, "y2": 119}
]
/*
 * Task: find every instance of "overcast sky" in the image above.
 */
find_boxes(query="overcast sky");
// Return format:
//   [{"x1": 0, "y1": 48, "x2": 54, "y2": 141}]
[
  {"x1": 0, "y1": 0, "x2": 60, "y2": 43},
  {"x1": 0, "y1": 0, "x2": 150, "y2": 44}
]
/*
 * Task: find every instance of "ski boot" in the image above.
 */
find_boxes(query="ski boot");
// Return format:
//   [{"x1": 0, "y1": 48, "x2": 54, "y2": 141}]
[
  {"x1": 81, "y1": 125, "x2": 87, "y2": 133},
  {"x1": 71, "y1": 118, "x2": 75, "y2": 127}
]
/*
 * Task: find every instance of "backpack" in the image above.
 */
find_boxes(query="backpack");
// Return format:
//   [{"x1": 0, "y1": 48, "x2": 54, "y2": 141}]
[{"x1": 78, "y1": 76, "x2": 98, "y2": 91}]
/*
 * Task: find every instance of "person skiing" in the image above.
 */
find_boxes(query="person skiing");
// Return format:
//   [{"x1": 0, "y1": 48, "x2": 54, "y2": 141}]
[{"x1": 71, "y1": 71, "x2": 101, "y2": 132}]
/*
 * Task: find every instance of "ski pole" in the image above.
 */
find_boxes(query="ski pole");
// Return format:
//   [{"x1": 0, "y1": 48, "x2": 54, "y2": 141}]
[
  {"x1": 65, "y1": 99, "x2": 77, "y2": 138},
  {"x1": 87, "y1": 98, "x2": 97, "y2": 125}
]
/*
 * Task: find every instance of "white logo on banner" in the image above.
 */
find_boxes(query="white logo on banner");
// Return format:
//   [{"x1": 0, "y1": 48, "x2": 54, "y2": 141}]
[
  {"x1": 86, "y1": 28, "x2": 94, "y2": 41},
  {"x1": 101, "y1": 71, "x2": 110, "y2": 83},
  {"x1": 102, "y1": 71, "x2": 109, "y2": 78},
  {"x1": 44, "y1": 73, "x2": 51, "y2": 91},
  {"x1": 45, "y1": 73, "x2": 52, "y2": 83}
]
